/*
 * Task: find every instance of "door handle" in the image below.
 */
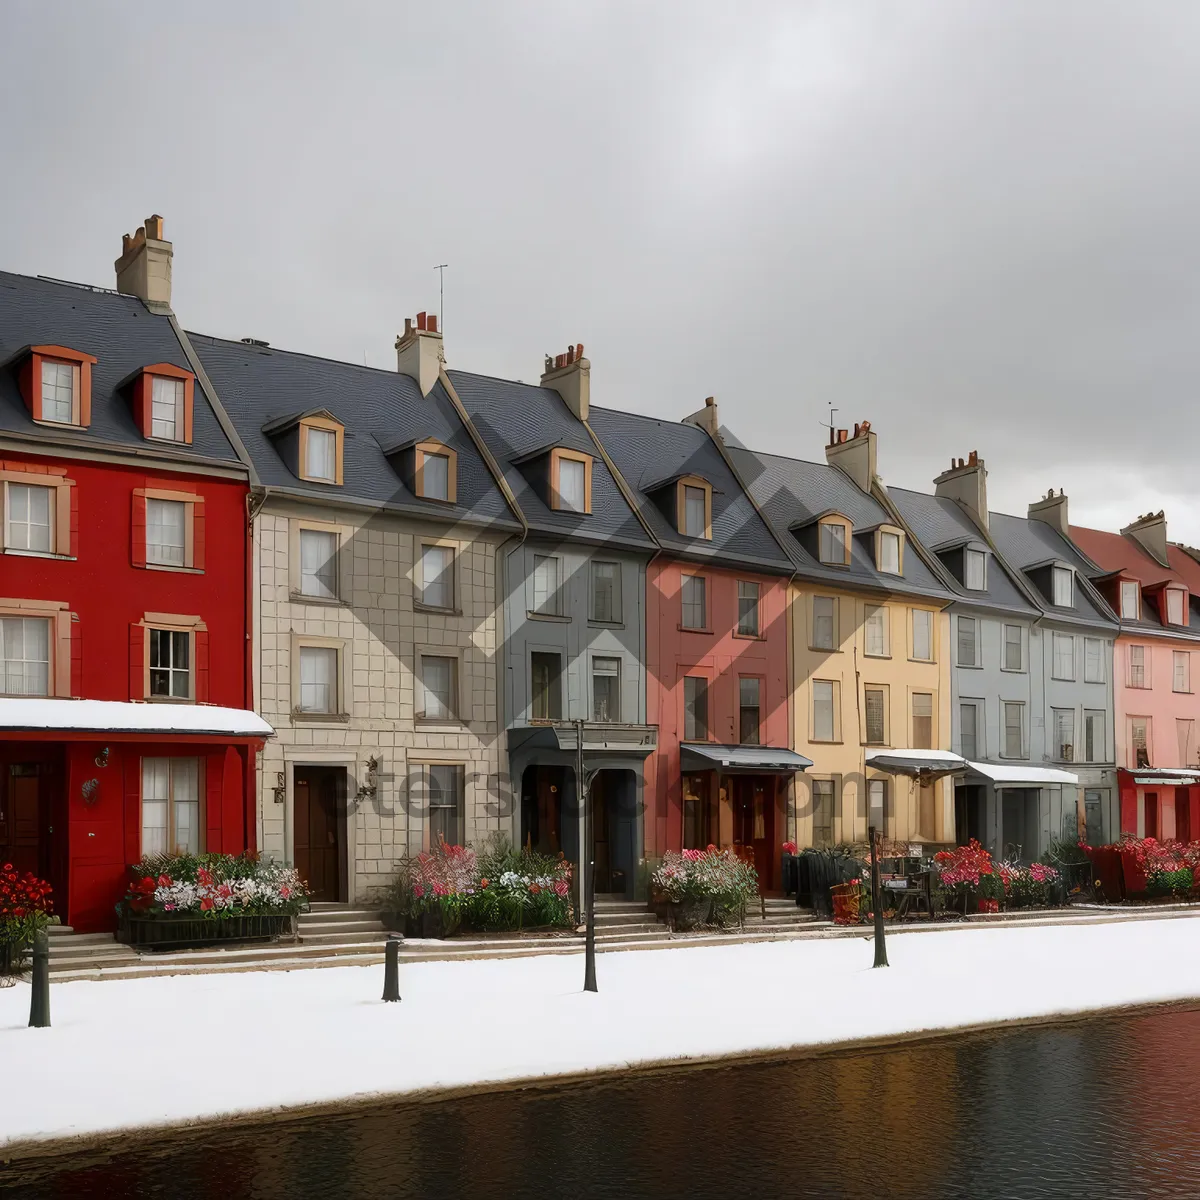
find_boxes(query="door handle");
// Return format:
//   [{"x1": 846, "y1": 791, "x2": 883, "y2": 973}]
[{"x1": 327, "y1": 831, "x2": 336, "y2": 846}]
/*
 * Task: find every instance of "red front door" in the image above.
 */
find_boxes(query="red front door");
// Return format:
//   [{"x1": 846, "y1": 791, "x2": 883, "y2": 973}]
[
  {"x1": 1, "y1": 765, "x2": 40, "y2": 876},
  {"x1": 732, "y1": 776, "x2": 775, "y2": 891}
]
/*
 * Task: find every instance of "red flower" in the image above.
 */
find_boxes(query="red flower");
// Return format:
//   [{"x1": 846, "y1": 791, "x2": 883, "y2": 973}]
[
  {"x1": 200, "y1": 896, "x2": 214, "y2": 911},
  {"x1": 157, "y1": 874, "x2": 172, "y2": 888}
]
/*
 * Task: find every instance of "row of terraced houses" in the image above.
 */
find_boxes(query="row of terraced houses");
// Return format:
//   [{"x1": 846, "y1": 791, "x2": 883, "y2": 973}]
[{"x1": 3, "y1": 218, "x2": 1199, "y2": 931}]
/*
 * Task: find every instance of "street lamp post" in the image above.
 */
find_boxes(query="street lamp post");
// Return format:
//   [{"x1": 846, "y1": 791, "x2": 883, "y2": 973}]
[
  {"x1": 576, "y1": 717, "x2": 598, "y2": 992},
  {"x1": 868, "y1": 824, "x2": 888, "y2": 969}
]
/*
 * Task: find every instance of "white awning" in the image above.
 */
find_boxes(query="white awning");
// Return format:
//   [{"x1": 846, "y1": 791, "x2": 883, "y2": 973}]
[
  {"x1": 1127, "y1": 768, "x2": 1200, "y2": 786},
  {"x1": 966, "y1": 761, "x2": 1079, "y2": 788},
  {"x1": 0, "y1": 698, "x2": 274, "y2": 738},
  {"x1": 865, "y1": 749, "x2": 967, "y2": 778}
]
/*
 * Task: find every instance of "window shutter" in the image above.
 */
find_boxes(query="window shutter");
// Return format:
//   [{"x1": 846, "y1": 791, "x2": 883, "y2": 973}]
[
  {"x1": 125, "y1": 756, "x2": 142, "y2": 865},
  {"x1": 134, "y1": 374, "x2": 151, "y2": 438},
  {"x1": 69, "y1": 482, "x2": 80, "y2": 557},
  {"x1": 129, "y1": 622, "x2": 145, "y2": 700},
  {"x1": 131, "y1": 492, "x2": 147, "y2": 568},
  {"x1": 192, "y1": 498, "x2": 206, "y2": 570},
  {"x1": 70, "y1": 612, "x2": 82, "y2": 696},
  {"x1": 195, "y1": 628, "x2": 210, "y2": 702}
]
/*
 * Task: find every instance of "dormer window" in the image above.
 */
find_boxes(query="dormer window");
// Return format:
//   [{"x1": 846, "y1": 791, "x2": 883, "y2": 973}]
[
  {"x1": 127, "y1": 363, "x2": 195, "y2": 444},
  {"x1": 1053, "y1": 565, "x2": 1074, "y2": 607},
  {"x1": 1167, "y1": 587, "x2": 1188, "y2": 626},
  {"x1": 300, "y1": 417, "x2": 343, "y2": 485},
  {"x1": 676, "y1": 476, "x2": 712, "y2": 540},
  {"x1": 549, "y1": 448, "x2": 592, "y2": 514},
  {"x1": 965, "y1": 548, "x2": 987, "y2": 591},
  {"x1": 17, "y1": 345, "x2": 97, "y2": 428},
  {"x1": 877, "y1": 528, "x2": 903, "y2": 575},
  {"x1": 414, "y1": 440, "x2": 457, "y2": 503},
  {"x1": 1120, "y1": 580, "x2": 1140, "y2": 620},
  {"x1": 819, "y1": 519, "x2": 849, "y2": 565}
]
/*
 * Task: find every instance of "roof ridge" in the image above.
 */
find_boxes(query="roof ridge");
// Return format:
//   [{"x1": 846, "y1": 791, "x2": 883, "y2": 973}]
[{"x1": 187, "y1": 330, "x2": 425, "y2": 382}]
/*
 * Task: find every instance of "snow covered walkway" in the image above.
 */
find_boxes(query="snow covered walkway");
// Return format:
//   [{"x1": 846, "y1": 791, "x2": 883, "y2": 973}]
[{"x1": 4, "y1": 915, "x2": 1200, "y2": 1152}]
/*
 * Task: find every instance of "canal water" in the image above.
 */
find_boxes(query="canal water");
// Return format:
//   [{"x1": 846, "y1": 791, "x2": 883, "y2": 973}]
[{"x1": 4, "y1": 1007, "x2": 1200, "y2": 1199}]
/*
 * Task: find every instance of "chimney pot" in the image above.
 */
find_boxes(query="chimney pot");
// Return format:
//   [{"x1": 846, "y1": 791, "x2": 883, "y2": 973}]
[
  {"x1": 968, "y1": 450, "x2": 978, "y2": 466},
  {"x1": 144, "y1": 214, "x2": 164, "y2": 240},
  {"x1": 705, "y1": 395, "x2": 715, "y2": 407},
  {"x1": 853, "y1": 423, "x2": 861, "y2": 438},
  {"x1": 837, "y1": 429, "x2": 848, "y2": 444},
  {"x1": 416, "y1": 311, "x2": 427, "y2": 331},
  {"x1": 576, "y1": 343, "x2": 584, "y2": 359},
  {"x1": 428, "y1": 314, "x2": 438, "y2": 334},
  {"x1": 404, "y1": 317, "x2": 414, "y2": 336}
]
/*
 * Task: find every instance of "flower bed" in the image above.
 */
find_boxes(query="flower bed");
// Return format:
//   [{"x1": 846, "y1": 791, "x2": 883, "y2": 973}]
[
  {"x1": 932, "y1": 841, "x2": 1062, "y2": 914},
  {"x1": 0, "y1": 864, "x2": 53, "y2": 975},
  {"x1": 116, "y1": 854, "x2": 307, "y2": 950},
  {"x1": 650, "y1": 846, "x2": 759, "y2": 930},
  {"x1": 1082, "y1": 835, "x2": 1200, "y2": 902}
]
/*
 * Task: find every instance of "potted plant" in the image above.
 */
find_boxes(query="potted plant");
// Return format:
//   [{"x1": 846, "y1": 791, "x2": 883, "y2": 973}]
[
  {"x1": 402, "y1": 839, "x2": 479, "y2": 938},
  {"x1": 0, "y1": 863, "x2": 53, "y2": 975},
  {"x1": 781, "y1": 841, "x2": 799, "y2": 896},
  {"x1": 650, "y1": 847, "x2": 759, "y2": 930}
]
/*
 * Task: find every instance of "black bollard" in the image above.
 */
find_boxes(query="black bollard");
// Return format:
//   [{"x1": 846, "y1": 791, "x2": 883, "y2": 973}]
[
  {"x1": 382, "y1": 937, "x2": 401, "y2": 1003},
  {"x1": 29, "y1": 928, "x2": 50, "y2": 1028},
  {"x1": 868, "y1": 825, "x2": 888, "y2": 969}
]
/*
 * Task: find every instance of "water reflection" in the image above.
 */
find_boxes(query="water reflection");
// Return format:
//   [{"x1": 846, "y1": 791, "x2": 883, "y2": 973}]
[{"x1": 5, "y1": 1008, "x2": 1200, "y2": 1200}]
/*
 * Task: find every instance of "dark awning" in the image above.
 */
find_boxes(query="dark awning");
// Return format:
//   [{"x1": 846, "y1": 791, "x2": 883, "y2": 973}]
[
  {"x1": 866, "y1": 749, "x2": 967, "y2": 780},
  {"x1": 507, "y1": 722, "x2": 658, "y2": 758},
  {"x1": 680, "y1": 743, "x2": 813, "y2": 774}
]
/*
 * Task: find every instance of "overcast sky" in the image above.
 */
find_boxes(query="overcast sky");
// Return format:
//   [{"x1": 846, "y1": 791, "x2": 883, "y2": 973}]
[{"x1": 3, "y1": 2, "x2": 1198, "y2": 540}]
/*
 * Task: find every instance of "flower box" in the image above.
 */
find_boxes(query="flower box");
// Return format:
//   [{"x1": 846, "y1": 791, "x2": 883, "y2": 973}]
[{"x1": 119, "y1": 912, "x2": 293, "y2": 951}]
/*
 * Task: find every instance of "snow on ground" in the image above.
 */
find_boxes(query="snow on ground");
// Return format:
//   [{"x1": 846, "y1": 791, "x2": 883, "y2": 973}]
[{"x1": 3, "y1": 916, "x2": 1200, "y2": 1151}]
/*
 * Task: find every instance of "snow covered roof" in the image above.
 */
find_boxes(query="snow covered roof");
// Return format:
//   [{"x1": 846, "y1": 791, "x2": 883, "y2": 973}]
[
  {"x1": 1126, "y1": 767, "x2": 1200, "y2": 786},
  {"x1": 0, "y1": 698, "x2": 274, "y2": 738},
  {"x1": 966, "y1": 761, "x2": 1079, "y2": 787}
]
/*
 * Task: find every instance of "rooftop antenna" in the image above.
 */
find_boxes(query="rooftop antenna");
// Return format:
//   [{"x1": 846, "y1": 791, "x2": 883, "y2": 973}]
[
  {"x1": 826, "y1": 403, "x2": 839, "y2": 443},
  {"x1": 434, "y1": 263, "x2": 448, "y2": 332}
]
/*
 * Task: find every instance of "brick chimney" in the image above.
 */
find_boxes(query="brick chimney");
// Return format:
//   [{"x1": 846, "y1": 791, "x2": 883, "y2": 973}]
[
  {"x1": 1122, "y1": 510, "x2": 1170, "y2": 567},
  {"x1": 682, "y1": 395, "x2": 719, "y2": 437},
  {"x1": 824, "y1": 420, "x2": 877, "y2": 493},
  {"x1": 115, "y1": 214, "x2": 173, "y2": 309},
  {"x1": 1028, "y1": 488, "x2": 1069, "y2": 537},
  {"x1": 934, "y1": 451, "x2": 989, "y2": 532},
  {"x1": 395, "y1": 311, "x2": 444, "y2": 397},
  {"x1": 540, "y1": 344, "x2": 589, "y2": 420}
]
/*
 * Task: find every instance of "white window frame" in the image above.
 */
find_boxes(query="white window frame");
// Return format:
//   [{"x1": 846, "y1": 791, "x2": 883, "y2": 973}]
[
  {"x1": 421, "y1": 451, "x2": 450, "y2": 502},
  {"x1": 681, "y1": 574, "x2": 707, "y2": 631},
  {"x1": 140, "y1": 757, "x2": 203, "y2": 857},
  {"x1": 4, "y1": 482, "x2": 55, "y2": 554},
  {"x1": 0, "y1": 615, "x2": 51, "y2": 697},
  {"x1": 40, "y1": 359, "x2": 76, "y2": 425},
  {"x1": 418, "y1": 654, "x2": 457, "y2": 720},
  {"x1": 146, "y1": 497, "x2": 188, "y2": 568},
  {"x1": 1084, "y1": 637, "x2": 1105, "y2": 684},
  {"x1": 682, "y1": 485, "x2": 707, "y2": 539},
  {"x1": 864, "y1": 604, "x2": 889, "y2": 658},
  {"x1": 818, "y1": 520, "x2": 848, "y2": 565},
  {"x1": 1167, "y1": 588, "x2": 1187, "y2": 627},
  {"x1": 1002, "y1": 623, "x2": 1023, "y2": 672},
  {"x1": 1052, "y1": 632, "x2": 1075, "y2": 681},
  {"x1": 298, "y1": 527, "x2": 340, "y2": 600},
  {"x1": 148, "y1": 627, "x2": 191, "y2": 700},
  {"x1": 297, "y1": 643, "x2": 340, "y2": 715},
  {"x1": 150, "y1": 375, "x2": 185, "y2": 442},
  {"x1": 305, "y1": 426, "x2": 338, "y2": 483},
  {"x1": 1174, "y1": 650, "x2": 1191, "y2": 694},
  {"x1": 1120, "y1": 580, "x2": 1140, "y2": 620},
  {"x1": 1129, "y1": 644, "x2": 1148, "y2": 689},
  {"x1": 1053, "y1": 566, "x2": 1074, "y2": 608},
  {"x1": 964, "y1": 548, "x2": 986, "y2": 591},
  {"x1": 420, "y1": 543, "x2": 456, "y2": 611},
  {"x1": 558, "y1": 457, "x2": 587, "y2": 514},
  {"x1": 879, "y1": 530, "x2": 901, "y2": 575}
]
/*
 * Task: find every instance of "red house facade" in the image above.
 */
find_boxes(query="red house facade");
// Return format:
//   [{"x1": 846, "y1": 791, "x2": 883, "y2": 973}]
[{"x1": 0, "y1": 219, "x2": 269, "y2": 932}]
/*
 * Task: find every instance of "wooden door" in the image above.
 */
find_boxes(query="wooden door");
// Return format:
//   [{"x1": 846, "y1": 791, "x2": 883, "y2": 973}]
[
  {"x1": 1, "y1": 766, "x2": 41, "y2": 876},
  {"x1": 591, "y1": 773, "x2": 612, "y2": 893},
  {"x1": 1176, "y1": 788, "x2": 1191, "y2": 844},
  {"x1": 294, "y1": 768, "x2": 342, "y2": 902},
  {"x1": 1145, "y1": 791, "x2": 1159, "y2": 840},
  {"x1": 732, "y1": 777, "x2": 774, "y2": 890}
]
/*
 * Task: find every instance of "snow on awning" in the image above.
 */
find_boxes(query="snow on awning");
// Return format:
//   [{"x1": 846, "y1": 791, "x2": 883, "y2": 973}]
[
  {"x1": 865, "y1": 749, "x2": 967, "y2": 779},
  {"x1": 0, "y1": 698, "x2": 274, "y2": 738},
  {"x1": 1125, "y1": 767, "x2": 1200, "y2": 786},
  {"x1": 966, "y1": 761, "x2": 1079, "y2": 788},
  {"x1": 680, "y1": 744, "x2": 813, "y2": 773}
]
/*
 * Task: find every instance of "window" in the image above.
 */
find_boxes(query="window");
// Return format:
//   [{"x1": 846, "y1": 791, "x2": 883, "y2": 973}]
[
  {"x1": 911, "y1": 692, "x2": 933, "y2": 750},
  {"x1": 590, "y1": 561, "x2": 621, "y2": 623},
  {"x1": 592, "y1": 657, "x2": 621, "y2": 723},
  {"x1": 1178, "y1": 719, "x2": 1196, "y2": 767},
  {"x1": 1120, "y1": 581, "x2": 1140, "y2": 620},
  {"x1": 739, "y1": 678, "x2": 761, "y2": 745},
  {"x1": 960, "y1": 703, "x2": 979, "y2": 760},
  {"x1": 40, "y1": 360, "x2": 75, "y2": 424},
  {"x1": 531, "y1": 652, "x2": 562, "y2": 720},
  {"x1": 1085, "y1": 710, "x2": 1105, "y2": 762},
  {"x1": 6, "y1": 484, "x2": 53, "y2": 553},
  {"x1": 864, "y1": 686, "x2": 886, "y2": 745},
  {"x1": 419, "y1": 655, "x2": 456, "y2": 719},
  {"x1": 813, "y1": 680, "x2": 836, "y2": 742},
  {"x1": 421, "y1": 544, "x2": 455, "y2": 610},
  {"x1": 422, "y1": 452, "x2": 450, "y2": 501},
  {"x1": 1, "y1": 616, "x2": 50, "y2": 696},
  {"x1": 879, "y1": 531, "x2": 901, "y2": 574},
  {"x1": 1084, "y1": 637, "x2": 1104, "y2": 683},
  {"x1": 299, "y1": 528, "x2": 339, "y2": 599},
  {"x1": 682, "y1": 773, "x2": 713, "y2": 850},
  {"x1": 557, "y1": 457, "x2": 587, "y2": 513},
  {"x1": 1052, "y1": 633, "x2": 1075, "y2": 681},
  {"x1": 911, "y1": 609, "x2": 933, "y2": 662},
  {"x1": 964, "y1": 548, "x2": 986, "y2": 591},
  {"x1": 422, "y1": 764, "x2": 464, "y2": 847},
  {"x1": 868, "y1": 779, "x2": 887, "y2": 831},
  {"x1": 151, "y1": 376, "x2": 185, "y2": 441},
  {"x1": 305, "y1": 427, "x2": 337, "y2": 483},
  {"x1": 1003, "y1": 702, "x2": 1024, "y2": 758},
  {"x1": 812, "y1": 779, "x2": 835, "y2": 847},
  {"x1": 531, "y1": 554, "x2": 559, "y2": 616},
  {"x1": 298, "y1": 645, "x2": 338, "y2": 713},
  {"x1": 1003, "y1": 624, "x2": 1023, "y2": 671},
  {"x1": 737, "y1": 581, "x2": 760, "y2": 637},
  {"x1": 864, "y1": 605, "x2": 889, "y2": 657},
  {"x1": 146, "y1": 498, "x2": 187, "y2": 567},
  {"x1": 1175, "y1": 651, "x2": 1191, "y2": 693},
  {"x1": 957, "y1": 615, "x2": 978, "y2": 667},
  {"x1": 681, "y1": 574, "x2": 706, "y2": 630},
  {"x1": 1053, "y1": 566, "x2": 1074, "y2": 607},
  {"x1": 683, "y1": 676, "x2": 708, "y2": 740},
  {"x1": 1131, "y1": 718, "x2": 1150, "y2": 768},
  {"x1": 141, "y1": 758, "x2": 201, "y2": 857},
  {"x1": 819, "y1": 521, "x2": 848, "y2": 565},
  {"x1": 149, "y1": 629, "x2": 190, "y2": 699},
  {"x1": 813, "y1": 596, "x2": 837, "y2": 650},
  {"x1": 1129, "y1": 645, "x2": 1147, "y2": 689},
  {"x1": 1053, "y1": 708, "x2": 1074, "y2": 761},
  {"x1": 683, "y1": 486, "x2": 707, "y2": 538},
  {"x1": 1167, "y1": 589, "x2": 1187, "y2": 626}
]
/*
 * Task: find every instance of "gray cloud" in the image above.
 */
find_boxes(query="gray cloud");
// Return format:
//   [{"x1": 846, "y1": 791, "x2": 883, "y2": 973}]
[{"x1": 3, "y1": 0, "x2": 1197, "y2": 538}]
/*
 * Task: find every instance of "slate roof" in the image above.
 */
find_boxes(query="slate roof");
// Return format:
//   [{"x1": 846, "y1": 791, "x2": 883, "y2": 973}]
[
  {"x1": 190, "y1": 337, "x2": 518, "y2": 530},
  {"x1": 0, "y1": 271, "x2": 240, "y2": 465},
  {"x1": 588, "y1": 408, "x2": 793, "y2": 572},
  {"x1": 726, "y1": 446, "x2": 953, "y2": 596},
  {"x1": 889, "y1": 487, "x2": 1040, "y2": 617},
  {"x1": 448, "y1": 371, "x2": 655, "y2": 551}
]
